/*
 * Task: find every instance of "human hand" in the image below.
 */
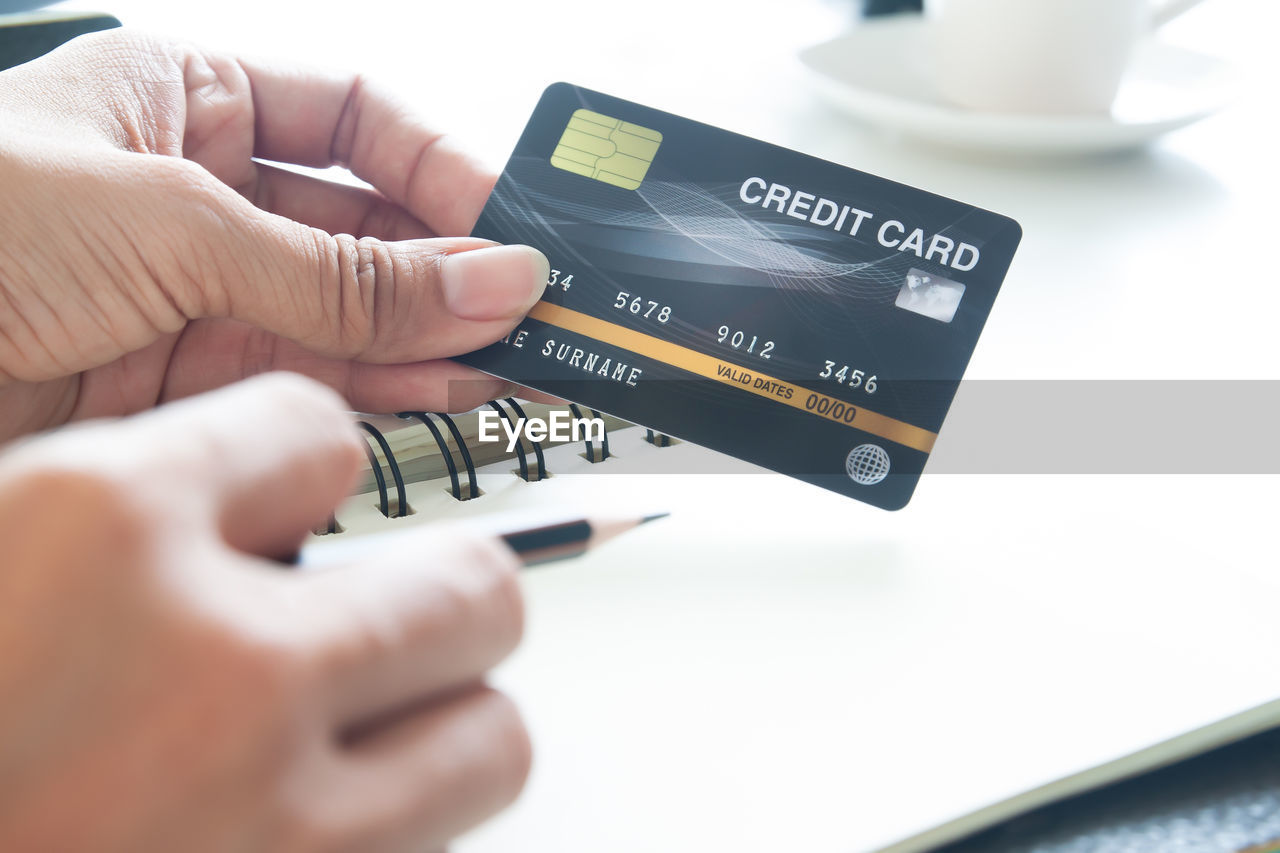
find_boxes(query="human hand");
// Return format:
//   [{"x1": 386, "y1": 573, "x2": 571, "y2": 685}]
[
  {"x1": 0, "y1": 373, "x2": 530, "y2": 850},
  {"x1": 0, "y1": 30, "x2": 546, "y2": 442}
]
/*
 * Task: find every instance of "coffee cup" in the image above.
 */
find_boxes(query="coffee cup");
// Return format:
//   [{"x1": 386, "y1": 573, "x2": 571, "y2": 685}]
[{"x1": 924, "y1": 0, "x2": 1207, "y2": 114}]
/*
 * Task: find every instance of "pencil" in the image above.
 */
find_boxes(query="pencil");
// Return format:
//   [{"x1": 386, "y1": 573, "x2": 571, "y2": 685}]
[
  {"x1": 502, "y1": 512, "x2": 669, "y2": 566},
  {"x1": 295, "y1": 512, "x2": 668, "y2": 570}
]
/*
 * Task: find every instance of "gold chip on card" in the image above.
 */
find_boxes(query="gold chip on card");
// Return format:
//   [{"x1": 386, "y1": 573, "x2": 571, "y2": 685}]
[{"x1": 550, "y1": 109, "x2": 662, "y2": 190}]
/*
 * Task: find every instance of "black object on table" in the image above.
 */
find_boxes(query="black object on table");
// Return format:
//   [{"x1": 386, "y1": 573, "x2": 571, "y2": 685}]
[
  {"x1": 862, "y1": 0, "x2": 923, "y2": 16},
  {"x1": 936, "y1": 726, "x2": 1280, "y2": 853},
  {"x1": 0, "y1": 9, "x2": 120, "y2": 72}
]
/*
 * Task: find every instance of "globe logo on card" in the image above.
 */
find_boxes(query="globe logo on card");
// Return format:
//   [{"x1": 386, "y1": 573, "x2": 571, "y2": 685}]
[
  {"x1": 550, "y1": 109, "x2": 662, "y2": 190},
  {"x1": 846, "y1": 444, "x2": 891, "y2": 485}
]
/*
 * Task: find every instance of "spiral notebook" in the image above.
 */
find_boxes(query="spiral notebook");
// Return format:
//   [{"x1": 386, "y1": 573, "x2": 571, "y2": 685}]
[
  {"x1": 304, "y1": 397, "x2": 732, "y2": 545},
  {"x1": 305, "y1": 401, "x2": 1280, "y2": 853}
]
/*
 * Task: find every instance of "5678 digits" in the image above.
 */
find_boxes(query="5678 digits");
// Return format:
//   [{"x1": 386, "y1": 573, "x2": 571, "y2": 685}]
[{"x1": 614, "y1": 291, "x2": 672, "y2": 323}]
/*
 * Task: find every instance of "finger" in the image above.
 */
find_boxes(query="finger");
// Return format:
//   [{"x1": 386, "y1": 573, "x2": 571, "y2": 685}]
[
  {"x1": 213, "y1": 196, "x2": 549, "y2": 364},
  {"x1": 335, "y1": 686, "x2": 531, "y2": 850},
  {"x1": 301, "y1": 361, "x2": 517, "y2": 415},
  {"x1": 297, "y1": 528, "x2": 523, "y2": 727},
  {"x1": 141, "y1": 372, "x2": 363, "y2": 558},
  {"x1": 162, "y1": 322, "x2": 519, "y2": 413},
  {"x1": 160, "y1": 59, "x2": 548, "y2": 365},
  {"x1": 182, "y1": 48, "x2": 496, "y2": 236},
  {"x1": 160, "y1": 161, "x2": 545, "y2": 363},
  {"x1": 270, "y1": 359, "x2": 517, "y2": 416},
  {"x1": 246, "y1": 163, "x2": 434, "y2": 242},
  {"x1": 514, "y1": 386, "x2": 573, "y2": 407}
]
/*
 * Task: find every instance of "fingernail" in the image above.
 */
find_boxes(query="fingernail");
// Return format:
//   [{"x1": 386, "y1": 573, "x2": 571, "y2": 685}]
[{"x1": 441, "y1": 245, "x2": 549, "y2": 321}]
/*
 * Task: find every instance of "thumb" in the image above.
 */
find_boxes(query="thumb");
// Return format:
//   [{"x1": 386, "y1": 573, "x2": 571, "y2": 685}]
[{"x1": 203, "y1": 187, "x2": 548, "y2": 364}]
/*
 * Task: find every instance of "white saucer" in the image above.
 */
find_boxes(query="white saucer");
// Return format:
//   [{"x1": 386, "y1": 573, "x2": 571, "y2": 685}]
[{"x1": 798, "y1": 16, "x2": 1235, "y2": 156}]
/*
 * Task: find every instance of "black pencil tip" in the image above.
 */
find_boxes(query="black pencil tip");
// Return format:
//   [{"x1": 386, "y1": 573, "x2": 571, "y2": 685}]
[{"x1": 640, "y1": 512, "x2": 670, "y2": 525}]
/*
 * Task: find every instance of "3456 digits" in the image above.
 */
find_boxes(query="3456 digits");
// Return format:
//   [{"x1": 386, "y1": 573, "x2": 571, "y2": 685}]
[{"x1": 819, "y1": 361, "x2": 877, "y2": 394}]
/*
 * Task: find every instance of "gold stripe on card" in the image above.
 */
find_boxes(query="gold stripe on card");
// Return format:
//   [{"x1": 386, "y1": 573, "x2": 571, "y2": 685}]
[{"x1": 526, "y1": 302, "x2": 938, "y2": 453}]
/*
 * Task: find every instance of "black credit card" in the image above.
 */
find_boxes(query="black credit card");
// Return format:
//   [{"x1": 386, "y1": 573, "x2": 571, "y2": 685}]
[{"x1": 460, "y1": 83, "x2": 1021, "y2": 509}]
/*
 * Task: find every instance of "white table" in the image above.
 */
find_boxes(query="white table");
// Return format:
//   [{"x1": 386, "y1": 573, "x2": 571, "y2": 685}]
[{"x1": 38, "y1": 1, "x2": 1280, "y2": 849}]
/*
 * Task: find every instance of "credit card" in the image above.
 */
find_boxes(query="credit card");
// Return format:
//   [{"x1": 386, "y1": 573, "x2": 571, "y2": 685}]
[{"x1": 460, "y1": 83, "x2": 1021, "y2": 509}]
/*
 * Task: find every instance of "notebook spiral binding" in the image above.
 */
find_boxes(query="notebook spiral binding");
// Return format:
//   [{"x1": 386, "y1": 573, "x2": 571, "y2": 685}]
[
  {"x1": 356, "y1": 420, "x2": 409, "y2": 519},
  {"x1": 487, "y1": 398, "x2": 546, "y2": 482},
  {"x1": 396, "y1": 412, "x2": 479, "y2": 502},
  {"x1": 644, "y1": 428, "x2": 678, "y2": 448},
  {"x1": 319, "y1": 400, "x2": 676, "y2": 534},
  {"x1": 568, "y1": 403, "x2": 610, "y2": 462}
]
